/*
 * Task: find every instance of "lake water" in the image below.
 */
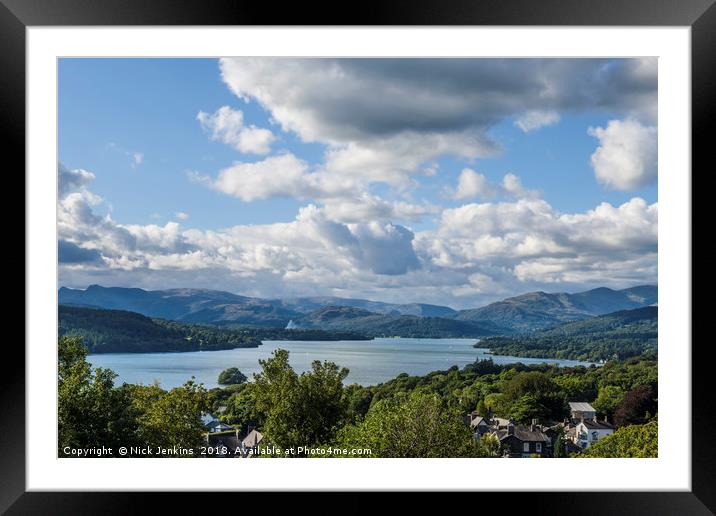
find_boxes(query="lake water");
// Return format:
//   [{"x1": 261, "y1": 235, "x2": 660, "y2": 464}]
[{"x1": 87, "y1": 338, "x2": 596, "y2": 389}]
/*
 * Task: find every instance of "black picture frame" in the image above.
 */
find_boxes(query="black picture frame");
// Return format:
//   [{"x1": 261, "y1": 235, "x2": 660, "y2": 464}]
[{"x1": 4, "y1": 0, "x2": 710, "y2": 512}]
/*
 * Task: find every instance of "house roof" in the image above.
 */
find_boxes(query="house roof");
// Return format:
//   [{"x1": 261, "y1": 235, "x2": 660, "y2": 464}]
[
  {"x1": 579, "y1": 419, "x2": 614, "y2": 430},
  {"x1": 242, "y1": 429, "x2": 264, "y2": 448},
  {"x1": 201, "y1": 412, "x2": 217, "y2": 425},
  {"x1": 496, "y1": 426, "x2": 551, "y2": 443},
  {"x1": 569, "y1": 402, "x2": 596, "y2": 412},
  {"x1": 470, "y1": 416, "x2": 487, "y2": 428},
  {"x1": 206, "y1": 420, "x2": 233, "y2": 431},
  {"x1": 493, "y1": 418, "x2": 513, "y2": 427}
]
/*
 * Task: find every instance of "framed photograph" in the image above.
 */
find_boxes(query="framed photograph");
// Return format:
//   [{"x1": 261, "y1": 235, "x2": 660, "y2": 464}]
[{"x1": 6, "y1": 0, "x2": 711, "y2": 511}]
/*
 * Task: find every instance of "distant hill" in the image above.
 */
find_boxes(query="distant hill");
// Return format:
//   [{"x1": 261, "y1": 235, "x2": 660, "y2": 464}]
[
  {"x1": 479, "y1": 306, "x2": 658, "y2": 362},
  {"x1": 58, "y1": 285, "x2": 458, "y2": 327},
  {"x1": 59, "y1": 305, "x2": 373, "y2": 354},
  {"x1": 59, "y1": 285, "x2": 302, "y2": 327},
  {"x1": 58, "y1": 304, "x2": 261, "y2": 354},
  {"x1": 276, "y1": 297, "x2": 457, "y2": 317},
  {"x1": 58, "y1": 284, "x2": 656, "y2": 338},
  {"x1": 454, "y1": 285, "x2": 657, "y2": 332},
  {"x1": 293, "y1": 306, "x2": 503, "y2": 338}
]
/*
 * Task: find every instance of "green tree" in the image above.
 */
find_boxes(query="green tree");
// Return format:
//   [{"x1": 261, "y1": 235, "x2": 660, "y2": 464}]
[
  {"x1": 132, "y1": 379, "x2": 208, "y2": 455},
  {"x1": 478, "y1": 433, "x2": 502, "y2": 458},
  {"x1": 553, "y1": 425, "x2": 567, "y2": 458},
  {"x1": 224, "y1": 383, "x2": 264, "y2": 434},
  {"x1": 336, "y1": 391, "x2": 478, "y2": 457},
  {"x1": 502, "y1": 371, "x2": 567, "y2": 422},
  {"x1": 475, "y1": 399, "x2": 488, "y2": 418},
  {"x1": 58, "y1": 336, "x2": 139, "y2": 455},
  {"x1": 344, "y1": 383, "x2": 373, "y2": 423},
  {"x1": 253, "y1": 349, "x2": 349, "y2": 452},
  {"x1": 217, "y1": 367, "x2": 248, "y2": 385},
  {"x1": 592, "y1": 385, "x2": 625, "y2": 420},
  {"x1": 579, "y1": 419, "x2": 657, "y2": 458},
  {"x1": 508, "y1": 394, "x2": 546, "y2": 423}
]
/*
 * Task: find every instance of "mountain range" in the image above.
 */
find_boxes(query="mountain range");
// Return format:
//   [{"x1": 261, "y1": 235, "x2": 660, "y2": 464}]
[
  {"x1": 59, "y1": 284, "x2": 657, "y2": 336},
  {"x1": 480, "y1": 305, "x2": 658, "y2": 361},
  {"x1": 454, "y1": 285, "x2": 657, "y2": 332}
]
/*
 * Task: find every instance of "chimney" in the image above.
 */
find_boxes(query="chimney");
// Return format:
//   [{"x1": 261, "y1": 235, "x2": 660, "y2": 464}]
[
  {"x1": 594, "y1": 414, "x2": 599, "y2": 423},
  {"x1": 507, "y1": 423, "x2": 515, "y2": 436},
  {"x1": 603, "y1": 414, "x2": 609, "y2": 424},
  {"x1": 531, "y1": 419, "x2": 538, "y2": 432}
]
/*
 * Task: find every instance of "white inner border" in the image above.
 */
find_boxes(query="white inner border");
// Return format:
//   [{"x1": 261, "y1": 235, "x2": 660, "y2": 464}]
[{"x1": 27, "y1": 27, "x2": 691, "y2": 491}]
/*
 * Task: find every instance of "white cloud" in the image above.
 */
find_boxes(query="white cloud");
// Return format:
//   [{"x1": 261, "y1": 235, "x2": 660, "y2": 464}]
[
  {"x1": 447, "y1": 171, "x2": 536, "y2": 201},
  {"x1": 58, "y1": 163, "x2": 95, "y2": 196},
  {"x1": 197, "y1": 106, "x2": 275, "y2": 155},
  {"x1": 514, "y1": 110, "x2": 560, "y2": 132},
  {"x1": 131, "y1": 152, "x2": 144, "y2": 166},
  {"x1": 175, "y1": 212, "x2": 189, "y2": 220},
  {"x1": 451, "y1": 169, "x2": 496, "y2": 200},
  {"x1": 60, "y1": 163, "x2": 657, "y2": 308},
  {"x1": 203, "y1": 153, "x2": 356, "y2": 202},
  {"x1": 418, "y1": 196, "x2": 657, "y2": 290},
  {"x1": 236, "y1": 125, "x2": 275, "y2": 154},
  {"x1": 59, "y1": 59, "x2": 659, "y2": 307},
  {"x1": 501, "y1": 173, "x2": 538, "y2": 199},
  {"x1": 588, "y1": 119, "x2": 657, "y2": 191},
  {"x1": 322, "y1": 194, "x2": 439, "y2": 224},
  {"x1": 217, "y1": 58, "x2": 656, "y2": 193},
  {"x1": 219, "y1": 58, "x2": 656, "y2": 144}
]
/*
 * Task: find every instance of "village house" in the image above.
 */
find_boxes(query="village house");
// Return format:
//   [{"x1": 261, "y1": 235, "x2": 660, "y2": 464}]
[
  {"x1": 572, "y1": 417, "x2": 615, "y2": 449},
  {"x1": 494, "y1": 419, "x2": 553, "y2": 458},
  {"x1": 465, "y1": 411, "x2": 555, "y2": 457},
  {"x1": 240, "y1": 428, "x2": 264, "y2": 457},
  {"x1": 202, "y1": 412, "x2": 234, "y2": 433},
  {"x1": 563, "y1": 401, "x2": 615, "y2": 449},
  {"x1": 204, "y1": 429, "x2": 241, "y2": 458},
  {"x1": 465, "y1": 411, "x2": 493, "y2": 438},
  {"x1": 569, "y1": 402, "x2": 596, "y2": 422}
]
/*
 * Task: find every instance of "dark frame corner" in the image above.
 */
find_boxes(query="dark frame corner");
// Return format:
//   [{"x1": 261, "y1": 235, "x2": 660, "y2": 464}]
[{"x1": 6, "y1": 0, "x2": 712, "y2": 513}]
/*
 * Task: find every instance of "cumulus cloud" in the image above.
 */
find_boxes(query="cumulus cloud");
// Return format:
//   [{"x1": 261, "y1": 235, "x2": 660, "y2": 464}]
[
  {"x1": 448, "y1": 171, "x2": 536, "y2": 201},
  {"x1": 58, "y1": 163, "x2": 95, "y2": 196},
  {"x1": 588, "y1": 118, "x2": 658, "y2": 191},
  {"x1": 217, "y1": 58, "x2": 656, "y2": 190},
  {"x1": 197, "y1": 105, "x2": 275, "y2": 154},
  {"x1": 501, "y1": 173, "x2": 538, "y2": 199},
  {"x1": 417, "y1": 196, "x2": 657, "y2": 291},
  {"x1": 451, "y1": 169, "x2": 496, "y2": 200},
  {"x1": 58, "y1": 240, "x2": 102, "y2": 264},
  {"x1": 59, "y1": 59, "x2": 658, "y2": 307},
  {"x1": 59, "y1": 160, "x2": 657, "y2": 308},
  {"x1": 175, "y1": 212, "x2": 189, "y2": 220},
  {"x1": 197, "y1": 153, "x2": 355, "y2": 202},
  {"x1": 220, "y1": 58, "x2": 656, "y2": 142},
  {"x1": 514, "y1": 110, "x2": 560, "y2": 132},
  {"x1": 322, "y1": 194, "x2": 439, "y2": 224}
]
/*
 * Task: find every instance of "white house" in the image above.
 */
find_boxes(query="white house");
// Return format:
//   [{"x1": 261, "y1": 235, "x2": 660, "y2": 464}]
[
  {"x1": 573, "y1": 418, "x2": 615, "y2": 448},
  {"x1": 569, "y1": 402, "x2": 596, "y2": 422}
]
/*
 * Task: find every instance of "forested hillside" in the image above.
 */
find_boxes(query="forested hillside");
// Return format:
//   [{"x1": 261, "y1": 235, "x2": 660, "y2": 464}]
[
  {"x1": 479, "y1": 306, "x2": 657, "y2": 362},
  {"x1": 294, "y1": 306, "x2": 504, "y2": 338},
  {"x1": 59, "y1": 305, "x2": 371, "y2": 353},
  {"x1": 455, "y1": 286, "x2": 657, "y2": 332},
  {"x1": 59, "y1": 305, "x2": 261, "y2": 353}
]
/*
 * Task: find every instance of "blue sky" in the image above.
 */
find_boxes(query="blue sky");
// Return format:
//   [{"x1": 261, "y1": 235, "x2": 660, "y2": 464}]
[{"x1": 58, "y1": 58, "x2": 658, "y2": 308}]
